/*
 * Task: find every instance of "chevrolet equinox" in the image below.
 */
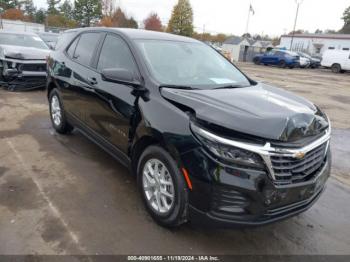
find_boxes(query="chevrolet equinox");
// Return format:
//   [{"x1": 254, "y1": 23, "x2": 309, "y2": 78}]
[{"x1": 47, "y1": 28, "x2": 331, "y2": 227}]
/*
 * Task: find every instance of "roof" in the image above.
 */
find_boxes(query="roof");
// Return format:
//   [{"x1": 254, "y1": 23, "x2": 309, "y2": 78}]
[
  {"x1": 65, "y1": 27, "x2": 199, "y2": 43},
  {"x1": 281, "y1": 34, "x2": 350, "y2": 40}
]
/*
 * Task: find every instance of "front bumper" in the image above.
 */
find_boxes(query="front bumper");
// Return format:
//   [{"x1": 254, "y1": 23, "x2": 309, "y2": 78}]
[
  {"x1": 0, "y1": 58, "x2": 47, "y2": 91},
  {"x1": 181, "y1": 146, "x2": 331, "y2": 227}
]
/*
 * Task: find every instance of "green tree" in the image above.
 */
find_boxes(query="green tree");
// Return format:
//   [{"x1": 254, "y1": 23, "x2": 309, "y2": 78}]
[
  {"x1": 340, "y1": 6, "x2": 350, "y2": 33},
  {"x1": 74, "y1": 0, "x2": 102, "y2": 27},
  {"x1": 0, "y1": 0, "x2": 22, "y2": 9},
  {"x1": 22, "y1": 0, "x2": 36, "y2": 18},
  {"x1": 0, "y1": 0, "x2": 14, "y2": 9},
  {"x1": 60, "y1": 0, "x2": 73, "y2": 20},
  {"x1": 125, "y1": 16, "x2": 138, "y2": 28},
  {"x1": 47, "y1": 0, "x2": 61, "y2": 15},
  {"x1": 342, "y1": 6, "x2": 350, "y2": 24},
  {"x1": 34, "y1": 8, "x2": 46, "y2": 23},
  {"x1": 167, "y1": 0, "x2": 194, "y2": 37}
]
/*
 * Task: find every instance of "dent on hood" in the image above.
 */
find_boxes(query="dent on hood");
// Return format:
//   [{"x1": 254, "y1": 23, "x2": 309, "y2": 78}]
[{"x1": 161, "y1": 84, "x2": 329, "y2": 142}]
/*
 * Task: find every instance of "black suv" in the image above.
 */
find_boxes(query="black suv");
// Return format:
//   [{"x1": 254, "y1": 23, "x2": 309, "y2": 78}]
[{"x1": 47, "y1": 28, "x2": 331, "y2": 227}]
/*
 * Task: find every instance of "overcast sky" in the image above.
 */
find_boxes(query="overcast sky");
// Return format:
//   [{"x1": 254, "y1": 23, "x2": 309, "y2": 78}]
[{"x1": 33, "y1": 0, "x2": 349, "y2": 36}]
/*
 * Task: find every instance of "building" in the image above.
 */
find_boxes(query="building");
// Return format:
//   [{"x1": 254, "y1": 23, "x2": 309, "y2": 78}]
[
  {"x1": 280, "y1": 34, "x2": 350, "y2": 56},
  {"x1": 0, "y1": 19, "x2": 45, "y2": 33},
  {"x1": 222, "y1": 36, "x2": 273, "y2": 62}
]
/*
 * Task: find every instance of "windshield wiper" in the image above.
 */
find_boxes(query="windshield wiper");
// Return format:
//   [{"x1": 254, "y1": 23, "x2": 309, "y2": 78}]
[
  {"x1": 213, "y1": 84, "x2": 248, "y2": 90},
  {"x1": 160, "y1": 85, "x2": 198, "y2": 90}
]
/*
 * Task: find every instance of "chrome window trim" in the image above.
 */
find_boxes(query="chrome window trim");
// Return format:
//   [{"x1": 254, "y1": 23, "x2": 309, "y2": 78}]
[{"x1": 190, "y1": 122, "x2": 331, "y2": 180}]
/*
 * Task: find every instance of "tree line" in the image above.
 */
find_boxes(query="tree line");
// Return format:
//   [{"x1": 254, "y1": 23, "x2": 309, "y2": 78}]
[{"x1": 0, "y1": 0, "x2": 231, "y2": 43}]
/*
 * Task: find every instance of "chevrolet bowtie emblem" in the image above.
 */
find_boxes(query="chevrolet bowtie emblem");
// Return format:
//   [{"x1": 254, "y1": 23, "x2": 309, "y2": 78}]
[{"x1": 295, "y1": 152, "x2": 306, "y2": 159}]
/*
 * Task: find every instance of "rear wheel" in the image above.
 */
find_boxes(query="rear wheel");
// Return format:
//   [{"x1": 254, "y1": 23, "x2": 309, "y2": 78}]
[
  {"x1": 49, "y1": 89, "x2": 74, "y2": 134},
  {"x1": 279, "y1": 60, "x2": 286, "y2": 68},
  {"x1": 137, "y1": 145, "x2": 188, "y2": 227},
  {"x1": 253, "y1": 57, "x2": 260, "y2": 65},
  {"x1": 331, "y1": 63, "x2": 341, "y2": 73}
]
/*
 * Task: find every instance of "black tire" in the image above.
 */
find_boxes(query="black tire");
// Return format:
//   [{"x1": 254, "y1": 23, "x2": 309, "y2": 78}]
[
  {"x1": 331, "y1": 63, "x2": 341, "y2": 73},
  {"x1": 137, "y1": 145, "x2": 188, "y2": 227},
  {"x1": 279, "y1": 60, "x2": 286, "y2": 68},
  {"x1": 253, "y1": 57, "x2": 260, "y2": 65},
  {"x1": 49, "y1": 89, "x2": 74, "y2": 134},
  {"x1": 289, "y1": 65, "x2": 294, "y2": 69}
]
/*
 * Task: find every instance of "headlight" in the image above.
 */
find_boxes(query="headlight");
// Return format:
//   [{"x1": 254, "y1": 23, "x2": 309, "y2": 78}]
[{"x1": 190, "y1": 122, "x2": 265, "y2": 169}]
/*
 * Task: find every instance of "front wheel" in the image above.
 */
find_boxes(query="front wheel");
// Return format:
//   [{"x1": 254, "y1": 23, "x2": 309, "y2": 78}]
[
  {"x1": 49, "y1": 89, "x2": 74, "y2": 134},
  {"x1": 137, "y1": 145, "x2": 188, "y2": 227}
]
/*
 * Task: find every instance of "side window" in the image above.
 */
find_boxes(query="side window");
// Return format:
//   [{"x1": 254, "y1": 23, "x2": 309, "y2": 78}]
[
  {"x1": 67, "y1": 36, "x2": 79, "y2": 58},
  {"x1": 275, "y1": 51, "x2": 283, "y2": 56},
  {"x1": 73, "y1": 33, "x2": 101, "y2": 66},
  {"x1": 97, "y1": 34, "x2": 137, "y2": 73}
]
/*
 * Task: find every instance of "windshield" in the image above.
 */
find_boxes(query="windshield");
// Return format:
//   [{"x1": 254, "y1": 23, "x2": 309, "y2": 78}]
[
  {"x1": 136, "y1": 40, "x2": 251, "y2": 88},
  {"x1": 0, "y1": 33, "x2": 49, "y2": 50}
]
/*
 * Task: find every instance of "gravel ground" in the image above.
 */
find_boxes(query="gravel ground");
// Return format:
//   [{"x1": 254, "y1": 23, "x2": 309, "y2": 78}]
[{"x1": 0, "y1": 64, "x2": 349, "y2": 255}]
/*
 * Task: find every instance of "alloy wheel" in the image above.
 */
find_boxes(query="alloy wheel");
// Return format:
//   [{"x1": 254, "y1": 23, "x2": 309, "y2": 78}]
[
  {"x1": 142, "y1": 159, "x2": 175, "y2": 214},
  {"x1": 51, "y1": 95, "x2": 62, "y2": 127}
]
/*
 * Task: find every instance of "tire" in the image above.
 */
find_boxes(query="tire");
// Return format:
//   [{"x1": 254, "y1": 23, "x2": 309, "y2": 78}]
[
  {"x1": 279, "y1": 60, "x2": 286, "y2": 68},
  {"x1": 289, "y1": 65, "x2": 294, "y2": 69},
  {"x1": 49, "y1": 89, "x2": 74, "y2": 134},
  {"x1": 253, "y1": 57, "x2": 260, "y2": 65},
  {"x1": 137, "y1": 145, "x2": 188, "y2": 227},
  {"x1": 331, "y1": 64, "x2": 341, "y2": 73}
]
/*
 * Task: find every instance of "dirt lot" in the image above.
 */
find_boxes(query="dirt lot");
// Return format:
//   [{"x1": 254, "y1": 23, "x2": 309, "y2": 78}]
[{"x1": 0, "y1": 64, "x2": 349, "y2": 255}]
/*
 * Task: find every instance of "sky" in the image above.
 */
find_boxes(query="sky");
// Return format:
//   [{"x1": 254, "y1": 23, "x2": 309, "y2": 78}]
[{"x1": 33, "y1": 0, "x2": 349, "y2": 37}]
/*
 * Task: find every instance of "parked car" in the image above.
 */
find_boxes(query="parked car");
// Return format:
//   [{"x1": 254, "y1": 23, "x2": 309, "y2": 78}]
[
  {"x1": 253, "y1": 50, "x2": 300, "y2": 68},
  {"x1": 321, "y1": 50, "x2": 350, "y2": 73},
  {"x1": 37, "y1": 32, "x2": 59, "y2": 50},
  {"x1": 298, "y1": 54, "x2": 311, "y2": 68},
  {"x1": 297, "y1": 51, "x2": 321, "y2": 68},
  {"x1": 47, "y1": 28, "x2": 331, "y2": 227},
  {"x1": 0, "y1": 31, "x2": 50, "y2": 91}
]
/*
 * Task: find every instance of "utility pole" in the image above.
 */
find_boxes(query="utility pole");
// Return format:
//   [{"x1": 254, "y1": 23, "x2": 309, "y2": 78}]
[
  {"x1": 290, "y1": 0, "x2": 304, "y2": 51},
  {"x1": 202, "y1": 24, "x2": 205, "y2": 41},
  {"x1": 0, "y1": 7, "x2": 3, "y2": 30},
  {"x1": 245, "y1": 5, "x2": 251, "y2": 34}
]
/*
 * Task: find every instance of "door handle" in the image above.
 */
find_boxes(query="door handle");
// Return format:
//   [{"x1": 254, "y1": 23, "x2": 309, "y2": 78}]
[{"x1": 87, "y1": 77, "x2": 98, "y2": 85}]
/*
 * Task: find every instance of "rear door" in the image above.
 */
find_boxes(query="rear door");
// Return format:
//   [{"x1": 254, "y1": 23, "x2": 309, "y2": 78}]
[
  {"x1": 346, "y1": 52, "x2": 350, "y2": 70},
  {"x1": 60, "y1": 32, "x2": 104, "y2": 125}
]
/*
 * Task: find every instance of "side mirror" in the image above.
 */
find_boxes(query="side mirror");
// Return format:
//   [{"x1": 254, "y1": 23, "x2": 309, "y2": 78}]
[{"x1": 101, "y1": 68, "x2": 140, "y2": 87}]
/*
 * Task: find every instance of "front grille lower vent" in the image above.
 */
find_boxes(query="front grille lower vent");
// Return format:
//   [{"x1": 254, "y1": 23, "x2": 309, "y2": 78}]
[
  {"x1": 19, "y1": 64, "x2": 46, "y2": 72},
  {"x1": 271, "y1": 142, "x2": 327, "y2": 185}
]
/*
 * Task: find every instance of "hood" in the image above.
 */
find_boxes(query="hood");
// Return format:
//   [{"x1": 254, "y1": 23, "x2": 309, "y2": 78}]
[
  {"x1": 0, "y1": 45, "x2": 50, "y2": 60},
  {"x1": 161, "y1": 83, "x2": 329, "y2": 142}
]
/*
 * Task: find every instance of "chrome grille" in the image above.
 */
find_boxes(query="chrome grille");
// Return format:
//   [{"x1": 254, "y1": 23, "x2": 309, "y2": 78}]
[{"x1": 270, "y1": 142, "x2": 327, "y2": 185}]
